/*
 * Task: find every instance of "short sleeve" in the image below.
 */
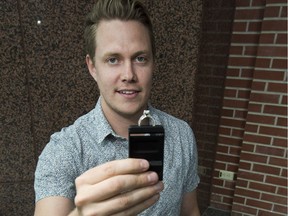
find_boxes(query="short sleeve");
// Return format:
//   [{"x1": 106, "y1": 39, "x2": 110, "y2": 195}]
[
  {"x1": 182, "y1": 124, "x2": 200, "y2": 193},
  {"x1": 34, "y1": 135, "x2": 77, "y2": 202}
]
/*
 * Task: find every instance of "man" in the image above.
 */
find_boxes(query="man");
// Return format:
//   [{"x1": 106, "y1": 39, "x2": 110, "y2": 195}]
[{"x1": 34, "y1": 0, "x2": 200, "y2": 215}]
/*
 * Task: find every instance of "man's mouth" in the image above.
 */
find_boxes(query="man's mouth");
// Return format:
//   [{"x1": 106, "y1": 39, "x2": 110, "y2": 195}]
[{"x1": 118, "y1": 90, "x2": 139, "y2": 95}]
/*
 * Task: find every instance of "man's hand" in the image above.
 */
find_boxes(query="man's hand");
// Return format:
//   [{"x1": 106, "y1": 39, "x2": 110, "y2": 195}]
[{"x1": 73, "y1": 158, "x2": 164, "y2": 216}]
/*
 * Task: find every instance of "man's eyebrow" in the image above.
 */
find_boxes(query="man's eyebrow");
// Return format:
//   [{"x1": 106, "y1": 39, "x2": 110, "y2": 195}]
[
  {"x1": 102, "y1": 50, "x2": 151, "y2": 59},
  {"x1": 102, "y1": 52, "x2": 121, "y2": 58},
  {"x1": 132, "y1": 50, "x2": 151, "y2": 58}
]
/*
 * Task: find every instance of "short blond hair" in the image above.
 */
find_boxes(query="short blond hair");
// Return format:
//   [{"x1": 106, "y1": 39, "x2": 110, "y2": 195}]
[{"x1": 84, "y1": 0, "x2": 155, "y2": 61}]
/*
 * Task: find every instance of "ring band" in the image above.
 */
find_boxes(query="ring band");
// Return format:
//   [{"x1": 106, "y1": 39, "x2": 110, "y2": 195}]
[{"x1": 138, "y1": 110, "x2": 156, "y2": 126}]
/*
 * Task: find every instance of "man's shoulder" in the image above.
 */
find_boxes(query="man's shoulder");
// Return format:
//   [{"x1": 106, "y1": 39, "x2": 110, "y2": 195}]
[
  {"x1": 49, "y1": 107, "x2": 97, "y2": 143},
  {"x1": 150, "y1": 106, "x2": 190, "y2": 128}
]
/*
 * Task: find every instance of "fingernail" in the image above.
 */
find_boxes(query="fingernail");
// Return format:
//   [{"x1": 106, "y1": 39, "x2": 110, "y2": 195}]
[
  {"x1": 153, "y1": 193, "x2": 160, "y2": 201},
  {"x1": 140, "y1": 160, "x2": 149, "y2": 170},
  {"x1": 155, "y1": 182, "x2": 164, "y2": 192},
  {"x1": 148, "y1": 172, "x2": 158, "y2": 182}
]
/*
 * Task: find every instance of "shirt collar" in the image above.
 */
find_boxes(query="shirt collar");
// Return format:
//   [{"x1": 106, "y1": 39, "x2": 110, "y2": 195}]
[
  {"x1": 92, "y1": 98, "x2": 115, "y2": 143},
  {"x1": 92, "y1": 98, "x2": 162, "y2": 143},
  {"x1": 148, "y1": 103, "x2": 162, "y2": 126}
]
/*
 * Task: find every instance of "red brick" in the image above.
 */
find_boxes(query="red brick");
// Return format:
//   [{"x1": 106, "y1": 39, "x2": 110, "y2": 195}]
[
  {"x1": 212, "y1": 186, "x2": 235, "y2": 197},
  {"x1": 229, "y1": 146, "x2": 242, "y2": 156},
  {"x1": 224, "y1": 89, "x2": 237, "y2": 97},
  {"x1": 235, "y1": 187, "x2": 260, "y2": 199},
  {"x1": 223, "y1": 99, "x2": 249, "y2": 109},
  {"x1": 248, "y1": 21, "x2": 263, "y2": 32},
  {"x1": 210, "y1": 194, "x2": 222, "y2": 202},
  {"x1": 223, "y1": 196, "x2": 234, "y2": 206},
  {"x1": 241, "y1": 143, "x2": 255, "y2": 152},
  {"x1": 251, "y1": 81, "x2": 266, "y2": 91},
  {"x1": 246, "y1": 198, "x2": 273, "y2": 210},
  {"x1": 281, "y1": 95, "x2": 287, "y2": 105},
  {"x1": 277, "y1": 186, "x2": 288, "y2": 196},
  {"x1": 250, "y1": 182, "x2": 276, "y2": 193},
  {"x1": 248, "y1": 103, "x2": 262, "y2": 112},
  {"x1": 259, "y1": 125, "x2": 287, "y2": 137},
  {"x1": 234, "y1": 110, "x2": 247, "y2": 119},
  {"x1": 264, "y1": 105, "x2": 287, "y2": 116},
  {"x1": 273, "y1": 204, "x2": 288, "y2": 214},
  {"x1": 268, "y1": 82, "x2": 288, "y2": 93},
  {"x1": 215, "y1": 154, "x2": 240, "y2": 164},
  {"x1": 273, "y1": 59, "x2": 288, "y2": 69},
  {"x1": 214, "y1": 161, "x2": 227, "y2": 170},
  {"x1": 229, "y1": 56, "x2": 256, "y2": 67},
  {"x1": 231, "y1": 128, "x2": 245, "y2": 137},
  {"x1": 253, "y1": 164, "x2": 281, "y2": 175},
  {"x1": 238, "y1": 161, "x2": 252, "y2": 170},
  {"x1": 233, "y1": 21, "x2": 247, "y2": 32},
  {"x1": 235, "y1": 8, "x2": 265, "y2": 20},
  {"x1": 276, "y1": 33, "x2": 287, "y2": 44},
  {"x1": 273, "y1": 137, "x2": 288, "y2": 147},
  {"x1": 237, "y1": 170, "x2": 265, "y2": 182},
  {"x1": 238, "y1": 90, "x2": 251, "y2": 99},
  {"x1": 281, "y1": 168, "x2": 287, "y2": 178},
  {"x1": 212, "y1": 177, "x2": 225, "y2": 188},
  {"x1": 262, "y1": 20, "x2": 287, "y2": 31},
  {"x1": 220, "y1": 118, "x2": 246, "y2": 128},
  {"x1": 240, "y1": 152, "x2": 268, "y2": 164},
  {"x1": 250, "y1": 92, "x2": 280, "y2": 103},
  {"x1": 244, "y1": 123, "x2": 259, "y2": 133},
  {"x1": 236, "y1": 179, "x2": 249, "y2": 188},
  {"x1": 262, "y1": 193, "x2": 288, "y2": 205},
  {"x1": 232, "y1": 195, "x2": 245, "y2": 204},
  {"x1": 235, "y1": 0, "x2": 251, "y2": 7},
  {"x1": 257, "y1": 46, "x2": 287, "y2": 57},
  {"x1": 224, "y1": 180, "x2": 237, "y2": 189},
  {"x1": 244, "y1": 133, "x2": 272, "y2": 145},
  {"x1": 251, "y1": 0, "x2": 266, "y2": 6},
  {"x1": 254, "y1": 70, "x2": 285, "y2": 81},
  {"x1": 255, "y1": 57, "x2": 272, "y2": 68},
  {"x1": 259, "y1": 33, "x2": 275, "y2": 44},
  {"x1": 269, "y1": 156, "x2": 288, "y2": 167},
  {"x1": 218, "y1": 126, "x2": 231, "y2": 135},
  {"x1": 230, "y1": 46, "x2": 243, "y2": 55},
  {"x1": 264, "y1": 6, "x2": 281, "y2": 17},
  {"x1": 245, "y1": 46, "x2": 258, "y2": 56},
  {"x1": 246, "y1": 113, "x2": 275, "y2": 124},
  {"x1": 232, "y1": 203, "x2": 258, "y2": 215},
  {"x1": 258, "y1": 209, "x2": 285, "y2": 216},
  {"x1": 280, "y1": 6, "x2": 287, "y2": 18},
  {"x1": 266, "y1": 176, "x2": 287, "y2": 187},
  {"x1": 232, "y1": 33, "x2": 260, "y2": 44},
  {"x1": 241, "y1": 68, "x2": 254, "y2": 78},
  {"x1": 225, "y1": 78, "x2": 252, "y2": 88},
  {"x1": 265, "y1": 0, "x2": 287, "y2": 5},
  {"x1": 256, "y1": 145, "x2": 285, "y2": 157}
]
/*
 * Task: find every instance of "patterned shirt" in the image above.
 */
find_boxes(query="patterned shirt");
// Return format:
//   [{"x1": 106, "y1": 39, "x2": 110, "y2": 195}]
[{"x1": 34, "y1": 98, "x2": 200, "y2": 215}]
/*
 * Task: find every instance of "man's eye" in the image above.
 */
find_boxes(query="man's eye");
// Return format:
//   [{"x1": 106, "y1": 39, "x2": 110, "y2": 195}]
[
  {"x1": 107, "y1": 57, "x2": 118, "y2": 64},
  {"x1": 135, "y1": 56, "x2": 147, "y2": 63}
]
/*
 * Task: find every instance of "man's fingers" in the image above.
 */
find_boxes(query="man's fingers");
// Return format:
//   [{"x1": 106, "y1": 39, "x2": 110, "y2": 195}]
[
  {"x1": 75, "y1": 171, "x2": 159, "y2": 205},
  {"x1": 76, "y1": 158, "x2": 149, "y2": 186},
  {"x1": 76, "y1": 181, "x2": 164, "y2": 216}
]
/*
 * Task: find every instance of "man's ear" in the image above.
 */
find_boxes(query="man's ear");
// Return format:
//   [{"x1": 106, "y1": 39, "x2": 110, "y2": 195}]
[{"x1": 86, "y1": 54, "x2": 97, "y2": 82}]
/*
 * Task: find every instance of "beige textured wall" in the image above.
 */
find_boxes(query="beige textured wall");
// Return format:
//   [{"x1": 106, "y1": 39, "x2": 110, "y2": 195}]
[{"x1": 0, "y1": 1, "x2": 202, "y2": 215}]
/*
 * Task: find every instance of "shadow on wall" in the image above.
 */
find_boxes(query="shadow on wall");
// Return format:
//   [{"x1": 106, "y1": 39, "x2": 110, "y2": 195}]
[{"x1": 193, "y1": 0, "x2": 235, "y2": 213}]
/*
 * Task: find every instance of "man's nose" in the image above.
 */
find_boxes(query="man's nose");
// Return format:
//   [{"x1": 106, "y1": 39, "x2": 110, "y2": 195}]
[{"x1": 121, "y1": 62, "x2": 136, "y2": 82}]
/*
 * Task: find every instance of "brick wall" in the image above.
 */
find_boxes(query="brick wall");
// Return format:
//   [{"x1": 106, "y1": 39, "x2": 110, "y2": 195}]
[
  {"x1": 193, "y1": 0, "x2": 235, "y2": 212},
  {"x1": 210, "y1": 0, "x2": 287, "y2": 215}
]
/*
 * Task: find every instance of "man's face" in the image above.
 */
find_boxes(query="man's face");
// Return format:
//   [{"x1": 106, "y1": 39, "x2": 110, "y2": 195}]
[{"x1": 87, "y1": 20, "x2": 154, "y2": 121}]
